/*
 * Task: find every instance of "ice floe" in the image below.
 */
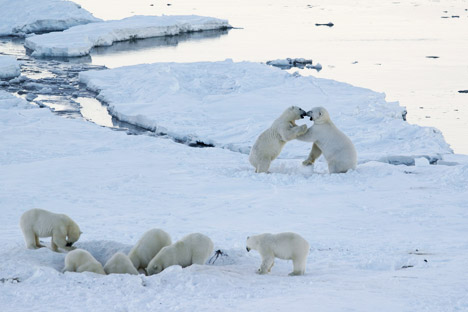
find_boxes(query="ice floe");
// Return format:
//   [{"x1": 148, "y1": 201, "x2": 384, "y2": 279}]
[
  {"x1": 25, "y1": 15, "x2": 231, "y2": 57},
  {"x1": 0, "y1": 0, "x2": 100, "y2": 37},
  {"x1": 0, "y1": 55, "x2": 21, "y2": 79},
  {"x1": 79, "y1": 60, "x2": 452, "y2": 161}
]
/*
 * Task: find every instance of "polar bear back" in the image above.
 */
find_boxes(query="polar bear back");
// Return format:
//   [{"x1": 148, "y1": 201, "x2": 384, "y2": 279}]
[
  {"x1": 20, "y1": 208, "x2": 73, "y2": 238},
  {"x1": 128, "y1": 228, "x2": 172, "y2": 270},
  {"x1": 146, "y1": 233, "x2": 213, "y2": 275},
  {"x1": 104, "y1": 252, "x2": 139, "y2": 275},
  {"x1": 64, "y1": 249, "x2": 105, "y2": 275},
  {"x1": 248, "y1": 232, "x2": 310, "y2": 260}
]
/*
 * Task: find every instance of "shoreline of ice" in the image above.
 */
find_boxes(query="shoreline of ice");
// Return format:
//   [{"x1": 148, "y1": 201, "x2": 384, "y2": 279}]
[{"x1": 25, "y1": 15, "x2": 232, "y2": 57}]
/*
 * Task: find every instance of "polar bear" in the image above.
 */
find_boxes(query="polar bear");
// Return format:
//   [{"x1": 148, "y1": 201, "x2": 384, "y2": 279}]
[
  {"x1": 63, "y1": 249, "x2": 105, "y2": 275},
  {"x1": 104, "y1": 252, "x2": 139, "y2": 275},
  {"x1": 146, "y1": 233, "x2": 214, "y2": 275},
  {"x1": 246, "y1": 232, "x2": 310, "y2": 276},
  {"x1": 128, "y1": 228, "x2": 172, "y2": 272},
  {"x1": 297, "y1": 107, "x2": 357, "y2": 173},
  {"x1": 249, "y1": 106, "x2": 308, "y2": 173},
  {"x1": 19, "y1": 208, "x2": 81, "y2": 252}
]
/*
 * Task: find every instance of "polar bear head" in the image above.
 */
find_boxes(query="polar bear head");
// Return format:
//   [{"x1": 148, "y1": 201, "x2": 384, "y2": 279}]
[
  {"x1": 306, "y1": 106, "x2": 330, "y2": 124},
  {"x1": 246, "y1": 235, "x2": 263, "y2": 252},
  {"x1": 280, "y1": 106, "x2": 307, "y2": 122},
  {"x1": 66, "y1": 221, "x2": 82, "y2": 247}
]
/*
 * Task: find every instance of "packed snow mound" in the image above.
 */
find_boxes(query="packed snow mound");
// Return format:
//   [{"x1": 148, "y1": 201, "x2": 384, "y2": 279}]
[
  {"x1": 0, "y1": 0, "x2": 100, "y2": 37},
  {"x1": 0, "y1": 55, "x2": 21, "y2": 79},
  {"x1": 79, "y1": 60, "x2": 452, "y2": 161},
  {"x1": 25, "y1": 15, "x2": 231, "y2": 57}
]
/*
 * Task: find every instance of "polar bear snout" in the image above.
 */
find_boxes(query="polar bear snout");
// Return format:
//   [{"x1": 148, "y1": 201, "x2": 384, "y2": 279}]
[
  {"x1": 306, "y1": 111, "x2": 314, "y2": 121},
  {"x1": 299, "y1": 109, "x2": 307, "y2": 119}
]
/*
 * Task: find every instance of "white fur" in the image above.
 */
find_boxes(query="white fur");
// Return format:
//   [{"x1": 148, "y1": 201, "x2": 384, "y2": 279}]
[
  {"x1": 128, "y1": 228, "x2": 172, "y2": 271},
  {"x1": 297, "y1": 107, "x2": 357, "y2": 173},
  {"x1": 19, "y1": 208, "x2": 81, "y2": 252},
  {"x1": 63, "y1": 249, "x2": 105, "y2": 275},
  {"x1": 146, "y1": 233, "x2": 214, "y2": 275},
  {"x1": 104, "y1": 252, "x2": 139, "y2": 275},
  {"x1": 246, "y1": 232, "x2": 310, "y2": 276},
  {"x1": 249, "y1": 106, "x2": 308, "y2": 173}
]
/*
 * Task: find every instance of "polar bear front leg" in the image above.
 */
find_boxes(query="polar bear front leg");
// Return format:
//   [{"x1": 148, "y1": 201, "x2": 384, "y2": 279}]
[
  {"x1": 258, "y1": 254, "x2": 275, "y2": 274},
  {"x1": 281, "y1": 124, "x2": 308, "y2": 141},
  {"x1": 255, "y1": 157, "x2": 271, "y2": 173},
  {"x1": 51, "y1": 232, "x2": 68, "y2": 252},
  {"x1": 303, "y1": 143, "x2": 322, "y2": 166}
]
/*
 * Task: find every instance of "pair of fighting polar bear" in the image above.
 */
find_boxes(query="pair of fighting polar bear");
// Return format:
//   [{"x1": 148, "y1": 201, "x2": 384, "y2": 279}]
[
  {"x1": 20, "y1": 208, "x2": 310, "y2": 276},
  {"x1": 249, "y1": 106, "x2": 357, "y2": 174}
]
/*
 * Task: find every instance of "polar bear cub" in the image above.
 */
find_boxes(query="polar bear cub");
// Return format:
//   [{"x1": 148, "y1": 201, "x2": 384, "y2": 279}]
[
  {"x1": 104, "y1": 252, "x2": 139, "y2": 275},
  {"x1": 249, "y1": 106, "x2": 308, "y2": 173},
  {"x1": 128, "y1": 228, "x2": 172, "y2": 272},
  {"x1": 146, "y1": 233, "x2": 214, "y2": 275},
  {"x1": 297, "y1": 107, "x2": 357, "y2": 173},
  {"x1": 20, "y1": 208, "x2": 81, "y2": 252},
  {"x1": 246, "y1": 232, "x2": 310, "y2": 276},
  {"x1": 63, "y1": 249, "x2": 105, "y2": 275}
]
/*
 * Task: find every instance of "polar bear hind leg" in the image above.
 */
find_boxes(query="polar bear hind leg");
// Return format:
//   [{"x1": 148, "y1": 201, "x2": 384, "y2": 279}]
[
  {"x1": 254, "y1": 157, "x2": 271, "y2": 173},
  {"x1": 22, "y1": 228, "x2": 39, "y2": 249},
  {"x1": 289, "y1": 258, "x2": 306, "y2": 276},
  {"x1": 303, "y1": 143, "x2": 322, "y2": 166}
]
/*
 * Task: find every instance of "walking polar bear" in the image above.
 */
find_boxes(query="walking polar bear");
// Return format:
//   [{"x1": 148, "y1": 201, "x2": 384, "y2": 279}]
[
  {"x1": 146, "y1": 233, "x2": 214, "y2": 275},
  {"x1": 246, "y1": 232, "x2": 310, "y2": 276},
  {"x1": 249, "y1": 106, "x2": 308, "y2": 173},
  {"x1": 104, "y1": 252, "x2": 139, "y2": 275},
  {"x1": 297, "y1": 107, "x2": 357, "y2": 173},
  {"x1": 63, "y1": 249, "x2": 105, "y2": 275},
  {"x1": 20, "y1": 208, "x2": 81, "y2": 252},
  {"x1": 128, "y1": 228, "x2": 172, "y2": 272}
]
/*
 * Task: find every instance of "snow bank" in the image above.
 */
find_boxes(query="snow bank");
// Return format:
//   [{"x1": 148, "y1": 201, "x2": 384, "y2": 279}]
[
  {"x1": 0, "y1": 55, "x2": 21, "y2": 79},
  {"x1": 79, "y1": 60, "x2": 452, "y2": 162},
  {"x1": 1, "y1": 90, "x2": 468, "y2": 311},
  {"x1": 25, "y1": 15, "x2": 231, "y2": 57},
  {"x1": 0, "y1": 0, "x2": 100, "y2": 37}
]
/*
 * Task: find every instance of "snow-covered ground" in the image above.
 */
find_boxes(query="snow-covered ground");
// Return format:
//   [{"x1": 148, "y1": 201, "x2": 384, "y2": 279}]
[
  {"x1": 0, "y1": 0, "x2": 100, "y2": 37},
  {"x1": 79, "y1": 60, "x2": 451, "y2": 163},
  {"x1": 0, "y1": 55, "x2": 20, "y2": 79},
  {"x1": 1, "y1": 70, "x2": 468, "y2": 312},
  {"x1": 25, "y1": 15, "x2": 231, "y2": 57}
]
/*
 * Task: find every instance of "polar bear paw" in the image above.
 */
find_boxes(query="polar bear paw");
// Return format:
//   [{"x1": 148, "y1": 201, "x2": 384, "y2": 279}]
[{"x1": 302, "y1": 158, "x2": 315, "y2": 166}]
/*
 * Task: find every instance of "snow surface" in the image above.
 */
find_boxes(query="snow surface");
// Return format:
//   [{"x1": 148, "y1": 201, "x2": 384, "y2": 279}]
[
  {"x1": 24, "y1": 15, "x2": 231, "y2": 57},
  {"x1": 0, "y1": 55, "x2": 21, "y2": 79},
  {"x1": 79, "y1": 60, "x2": 452, "y2": 162},
  {"x1": 0, "y1": 0, "x2": 100, "y2": 37},
  {"x1": 1, "y1": 90, "x2": 468, "y2": 311}
]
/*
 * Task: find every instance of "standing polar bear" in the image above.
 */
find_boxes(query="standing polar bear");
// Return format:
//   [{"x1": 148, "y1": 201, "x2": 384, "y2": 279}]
[
  {"x1": 297, "y1": 107, "x2": 357, "y2": 173},
  {"x1": 20, "y1": 208, "x2": 81, "y2": 252},
  {"x1": 249, "y1": 106, "x2": 308, "y2": 173},
  {"x1": 104, "y1": 252, "x2": 139, "y2": 275},
  {"x1": 146, "y1": 233, "x2": 214, "y2": 275},
  {"x1": 246, "y1": 232, "x2": 310, "y2": 276},
  {"x1": 63, "y1": 249, "x2": 105, "y2": 275},
  {"x1": 128, "y1": 228, "x2": 172, "y2": 272}
]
